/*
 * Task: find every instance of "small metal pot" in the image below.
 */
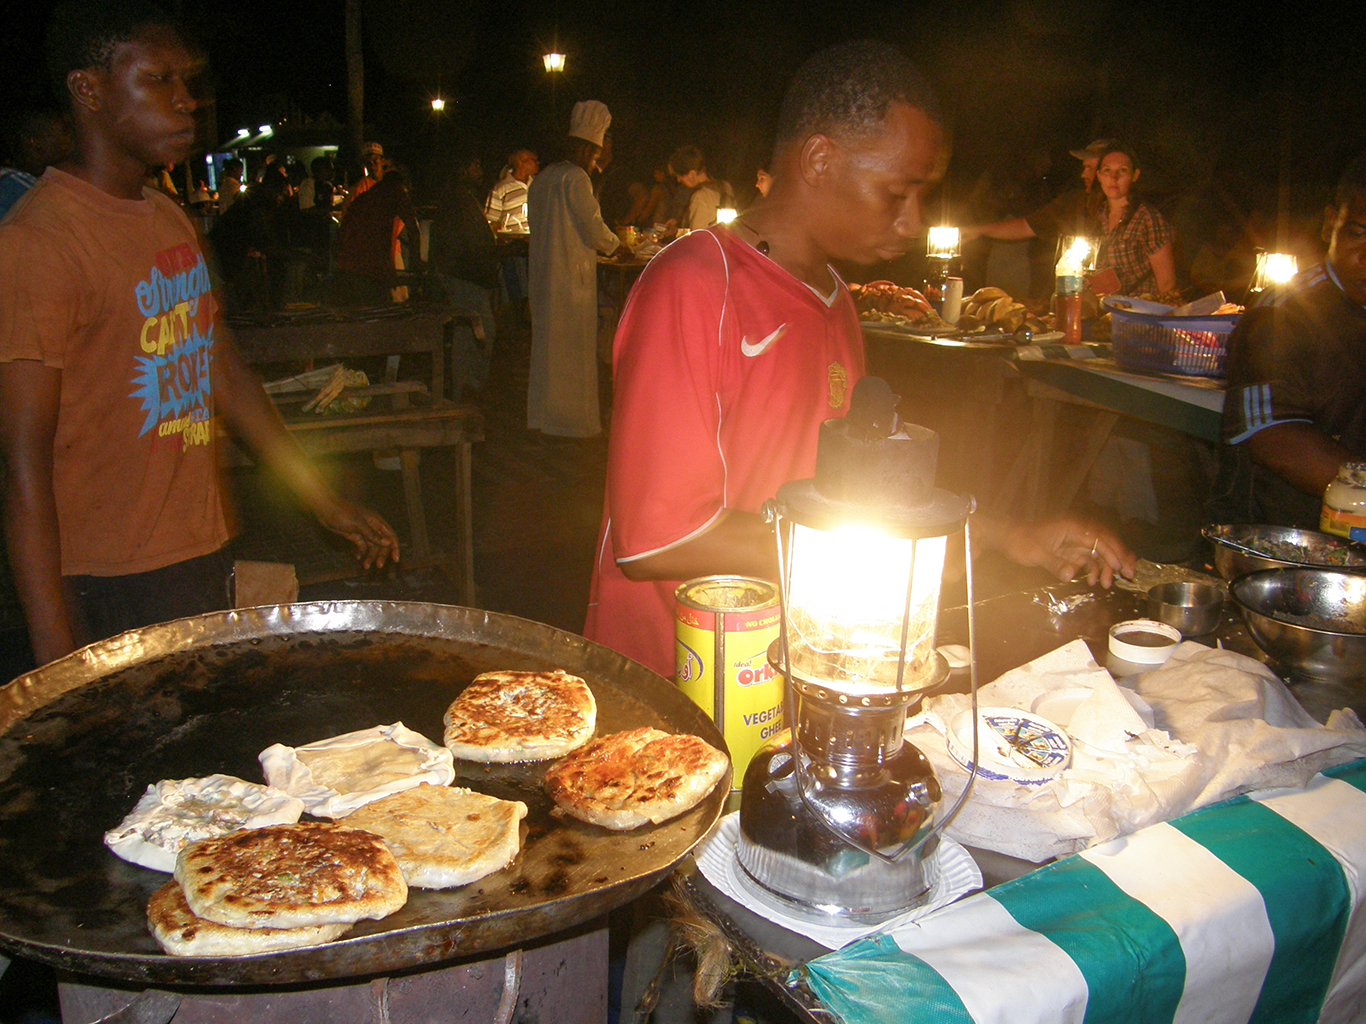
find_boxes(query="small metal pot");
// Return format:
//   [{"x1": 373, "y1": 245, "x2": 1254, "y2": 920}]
[{"x1": 1148, "y1": 582, "x2": 1225, "y2": 637}]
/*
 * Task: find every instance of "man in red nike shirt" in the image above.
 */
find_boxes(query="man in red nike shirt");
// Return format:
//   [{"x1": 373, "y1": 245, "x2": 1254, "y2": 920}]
[{"x1": 585, "y1": 40, "x2": 1133, "y2": 678}]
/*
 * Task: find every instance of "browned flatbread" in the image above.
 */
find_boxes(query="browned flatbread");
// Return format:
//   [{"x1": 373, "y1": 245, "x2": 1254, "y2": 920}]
[
  {"x1": 443, "y1": 670, "x2": 596, "y2": 763},
  {"x1": 543, "y1": 727, "x2": 729, "y2": 830},
  {"x1": 147, "y1": 881, "x2": 350, "y2": 956},
  {"x1": 174, "y1": 821, "x2": 407, "y2": 929},
  {"x1": 342, "y1": 784, "x2": 528, "y2": 888}
]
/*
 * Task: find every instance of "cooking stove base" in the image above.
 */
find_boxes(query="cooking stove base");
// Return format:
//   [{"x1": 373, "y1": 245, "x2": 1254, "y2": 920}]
[{"x1": 57, "y1": 925, "x2": 607, "y2": 1024}]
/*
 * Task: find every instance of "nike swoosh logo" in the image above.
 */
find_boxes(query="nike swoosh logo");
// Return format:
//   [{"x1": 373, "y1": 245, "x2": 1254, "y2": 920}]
[{"x1": 741, "y1": 324, "x2": 786, "y2": 358}]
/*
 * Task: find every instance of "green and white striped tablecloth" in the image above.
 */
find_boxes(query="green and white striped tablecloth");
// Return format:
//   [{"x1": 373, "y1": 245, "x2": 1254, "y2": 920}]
[{"x1": 801, "y1": 758, "x2": 1366, "y2": 1024}]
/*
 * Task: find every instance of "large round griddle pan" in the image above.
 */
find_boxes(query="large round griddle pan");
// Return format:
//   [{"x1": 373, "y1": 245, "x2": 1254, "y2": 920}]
[{"x1": 0, "y1": 601, "x2": 729, "y2": 986}]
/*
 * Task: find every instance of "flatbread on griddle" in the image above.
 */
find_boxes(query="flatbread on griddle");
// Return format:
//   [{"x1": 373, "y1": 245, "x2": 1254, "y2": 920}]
[
  {"x1": 174, "y1": 821, "x2": 407, "y2": 929},
  {"x1": 442, "y1": 670, "x2": 596, "y2": 763},
  {"x1": 147, "y1": 881, "x2": 350, "y2": 956},
  {"x1": 543, "y1": 727, "x2": 729, "y2": 830},
  {"x1": 342, "y1": 784, "x2": 528, "y2": 888}
]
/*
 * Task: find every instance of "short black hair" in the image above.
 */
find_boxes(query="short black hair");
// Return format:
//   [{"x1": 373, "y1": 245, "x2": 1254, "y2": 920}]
[
  {"x1": 1334, "y1": 152, "x2": 1366, "y2": 208},
  {"x1": 668, "y1": 144, "x2": 706, "y2": 177},
  {"x1": 45, "y1": 0, "x2": 178, "y2": 103},
  {"x1": 773, "y1": 39, "x2": 941, "y2": 156}
]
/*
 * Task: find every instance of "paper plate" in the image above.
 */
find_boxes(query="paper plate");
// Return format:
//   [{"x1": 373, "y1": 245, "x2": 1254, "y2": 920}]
[{"x1": 946, "y1": 707, "x2": 1071, "y2": 785}]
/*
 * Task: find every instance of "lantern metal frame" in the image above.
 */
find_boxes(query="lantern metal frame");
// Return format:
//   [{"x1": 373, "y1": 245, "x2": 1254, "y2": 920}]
[{"x1": 751, "y1": 486, "x2": 981, "y2": 891}]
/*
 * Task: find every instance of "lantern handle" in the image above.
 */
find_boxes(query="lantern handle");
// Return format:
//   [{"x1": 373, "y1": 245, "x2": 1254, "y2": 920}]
[{"x1": 934, "y1": 499, "x2": 980, "y2": 836}]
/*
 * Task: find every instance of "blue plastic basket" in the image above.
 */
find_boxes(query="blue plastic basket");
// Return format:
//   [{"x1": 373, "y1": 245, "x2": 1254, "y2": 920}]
[{"x1": 1103, "y1": 296, "x2": 1240, "y2": 377}]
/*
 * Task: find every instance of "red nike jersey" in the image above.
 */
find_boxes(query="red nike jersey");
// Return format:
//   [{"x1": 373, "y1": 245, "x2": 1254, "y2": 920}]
[{"x1": 585, "y1": 227, "x2": 865, "y2": 678}]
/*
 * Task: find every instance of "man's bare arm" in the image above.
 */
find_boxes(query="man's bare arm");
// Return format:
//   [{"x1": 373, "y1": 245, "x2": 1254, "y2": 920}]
[
  {"x1": 617, "y1": 510, "x2": 776, "y2": 582},
  {"x1": 1244, "y1": 421, "x2": 1353, "y2": 499},
  {"x1": 617, "y1": 508, "x2": 1137, "y2": 590},
  {"x1": 962, "y1": 218, "x2": 1037, "y2": 242},
  {"x1": 213, "y1": 335, "x2": 400, "y2": 569},
  {"x1": 0, "y1": 360, "x2": 77, "y2": 664}
]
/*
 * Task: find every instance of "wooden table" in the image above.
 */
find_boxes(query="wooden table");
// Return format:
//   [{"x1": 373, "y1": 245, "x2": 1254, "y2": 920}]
[
  {"x1": 229, "y1": 307, "x2": 452, "y2": 399},
  {"x1": 225, "y1": 310, "x2": 487, "y2": 602},
  {"x1": 864, "y1": 324, "x2": 1228, "y2": 522},
  {"x1": 998, "y1": 357, "x2": 1226, "y2": 518},
  {"x1": 279, "y1": 398, "x2": 484, "y2": 603}
]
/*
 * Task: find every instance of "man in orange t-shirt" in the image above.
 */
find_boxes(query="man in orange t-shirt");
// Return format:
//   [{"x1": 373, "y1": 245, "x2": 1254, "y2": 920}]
[{"x1": 0, "y1": 0, "x2": 399, "y2": 665}]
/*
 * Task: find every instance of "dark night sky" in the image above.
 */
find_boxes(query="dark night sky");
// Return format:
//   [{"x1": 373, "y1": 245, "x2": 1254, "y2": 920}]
[{"x1": 6, "y1": 0, "x2": 1366, "y2": 267}]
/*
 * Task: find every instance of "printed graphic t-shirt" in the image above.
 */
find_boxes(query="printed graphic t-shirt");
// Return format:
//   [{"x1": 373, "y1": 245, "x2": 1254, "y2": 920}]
[
  {"x1": 0, "y1": 169, "x2": 228, "y2": 576},
  {"x1": 584, "y1": 227, "x2": 865, "y2": 678}
]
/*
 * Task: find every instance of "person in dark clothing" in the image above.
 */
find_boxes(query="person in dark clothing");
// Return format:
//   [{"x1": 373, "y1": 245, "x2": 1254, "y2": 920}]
[
  {"x1": 333, "y1": 163, "x2": 418, "y2": 305},
  {"x1": 207, "y1": 167, "x2": 291, "y2": 310},
  {"x1": 1210, "y1": 152, "x2": 1366, "y2": 528},
  {"x1": 430, "y1": 153, "x2": 500, "y2": 391}
]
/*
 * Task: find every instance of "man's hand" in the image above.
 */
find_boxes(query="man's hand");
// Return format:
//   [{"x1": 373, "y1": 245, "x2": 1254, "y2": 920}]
[
  {"x1": 982, "y1": 516, "x2": 1137, "y2": 588},
  {"x1": 213, "y1": 335, "x2": 401, "y2": 572},
  {"x1": 314, "y1": 496, "x2": 400, "y2": 570}
]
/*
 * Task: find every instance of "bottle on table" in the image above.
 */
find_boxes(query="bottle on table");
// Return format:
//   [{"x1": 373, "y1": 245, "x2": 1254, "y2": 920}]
[
  {"x1": 1321, "y1": 462, "x2": 1366, "y2": 542},
  {"x1": 1054, "y1": 250, "x2": 1084, "y2": 344}
]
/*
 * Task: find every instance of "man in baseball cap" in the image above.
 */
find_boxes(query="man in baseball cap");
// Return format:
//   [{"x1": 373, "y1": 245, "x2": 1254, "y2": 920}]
[
  {"x1": 963, "y1": 137, "x2": 1115, "y2": 295},
  {"x1": 1068, "y1": 137, "x2": 1117, "y2": 190}
]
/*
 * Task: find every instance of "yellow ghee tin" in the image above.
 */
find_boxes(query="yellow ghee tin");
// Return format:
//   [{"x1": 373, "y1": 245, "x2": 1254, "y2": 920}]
[{"x1": 675, "y1": 576, "x2": 784, "y2": 787}]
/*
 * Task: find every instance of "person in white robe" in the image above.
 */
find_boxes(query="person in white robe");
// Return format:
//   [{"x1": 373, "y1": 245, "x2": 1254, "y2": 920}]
[{"x1": 526, "y1": 100, "x2": 622, "y2": 437}]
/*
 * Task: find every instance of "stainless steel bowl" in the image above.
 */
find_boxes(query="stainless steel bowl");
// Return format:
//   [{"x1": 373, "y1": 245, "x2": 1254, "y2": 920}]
[
  {"x1": 1203, "y1": 524, "x2": 1366, "y2": 580},
  {"x1": 1148, "y1": 581, "x2": 1225, "y2": 636},
  {"x1": 1229, "y1": 568, "x2": 1366, "y2": 682}
]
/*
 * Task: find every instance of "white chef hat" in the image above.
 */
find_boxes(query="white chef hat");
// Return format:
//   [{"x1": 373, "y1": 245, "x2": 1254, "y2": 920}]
[{"x1": 569, "y1": 100, "x2": 611, "y2": 148}]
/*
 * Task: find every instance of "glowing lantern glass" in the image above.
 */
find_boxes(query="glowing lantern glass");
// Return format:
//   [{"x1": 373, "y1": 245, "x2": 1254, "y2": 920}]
[
  {"x1": 542, "y1": 52, "x2": 566, "y2": 73},
  {"x1": 1251, "y1": 252, "x2": 1298, "y2": 292},
  {"x1": 926, "y1": 226, "x2": 960, "y2": 260},
  {"x1": 1059, "y1": 235, "x2": 1097, "y2": 271},
  {"x1": 785, "y1": 524, "x2": 946, "y2": 690}
]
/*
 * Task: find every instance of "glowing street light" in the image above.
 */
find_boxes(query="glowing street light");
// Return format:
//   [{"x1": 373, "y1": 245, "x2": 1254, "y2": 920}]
[
  {"x1": 542, "y1": 51, "x2": 566, "y2": 73},
  {"x1": 258, "y1": 124, "x2": 273, "y2": 138},
  {"x1": 430, "y1": 97, "x2": 446, "y2": 112}
]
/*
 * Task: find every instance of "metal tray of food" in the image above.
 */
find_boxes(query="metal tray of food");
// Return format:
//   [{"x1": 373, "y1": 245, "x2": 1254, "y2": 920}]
[
  {"x1": 0, "y1": 601, "x2": 729, "y2": 986},
  {"x1": 1202, "y1": 524, "x2": 1366, "y2": 579}
]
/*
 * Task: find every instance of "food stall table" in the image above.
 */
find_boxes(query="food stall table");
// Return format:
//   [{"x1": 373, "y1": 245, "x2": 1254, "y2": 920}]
[
  {"x1": 673, "y1": 566, "x2": 1366, "y2": 1024},
  {"x1": 996, "y1": 357, "x2": 1225, "y2": 519}
]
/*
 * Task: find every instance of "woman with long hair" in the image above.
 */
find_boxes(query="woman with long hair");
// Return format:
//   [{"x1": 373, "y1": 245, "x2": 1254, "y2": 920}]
[{"x1": 1093, "y1": 143, "x2": 1177, "y2": 295}]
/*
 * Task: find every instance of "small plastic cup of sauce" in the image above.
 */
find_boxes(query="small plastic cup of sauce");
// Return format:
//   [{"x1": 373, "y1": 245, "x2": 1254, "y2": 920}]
[{"x1": 1108, "y1": 618, "x2": 1181, "y2": 666}]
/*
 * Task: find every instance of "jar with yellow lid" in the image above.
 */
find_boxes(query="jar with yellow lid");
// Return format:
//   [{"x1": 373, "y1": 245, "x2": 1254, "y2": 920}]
[{"x1": 1320, "y1": 462, "x2": 1366, "y2": 541}]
